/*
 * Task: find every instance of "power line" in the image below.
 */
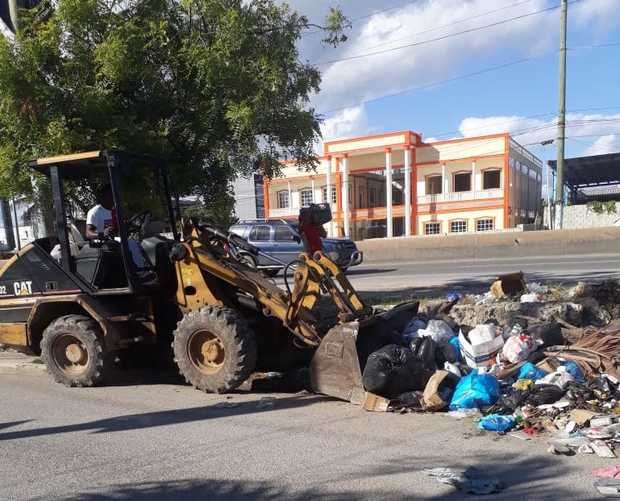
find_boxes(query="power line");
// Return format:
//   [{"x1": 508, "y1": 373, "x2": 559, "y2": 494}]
[
  {"x1": 427, "y1": 106, "x2": 620, "y2": 139},
  {"x1": 318, "y1": 39, "x2": 616, "y2": 118},
  {"x1": 351, "y1": 0, "x2": 539, "y2": 53},
  {"x1": 319, "y1": 56, "x2": 540, "y2": 115},
  {"x1": 315, "y1": 1, "x2": 574, "y2": 66}
]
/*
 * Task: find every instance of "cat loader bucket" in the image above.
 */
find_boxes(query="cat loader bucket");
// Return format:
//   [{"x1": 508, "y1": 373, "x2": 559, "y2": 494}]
[{"x1": 309, "y1": 301, "x2": 419, "y2": 405}]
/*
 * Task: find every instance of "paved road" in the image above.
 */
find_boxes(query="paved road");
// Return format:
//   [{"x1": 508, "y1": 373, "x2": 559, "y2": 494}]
[
  {"x1": 0, "y1": 372, "x2": 610, "y2": 500},
  {"x1": 342, "y1": 253, "x2": 620, "y2": 298}
]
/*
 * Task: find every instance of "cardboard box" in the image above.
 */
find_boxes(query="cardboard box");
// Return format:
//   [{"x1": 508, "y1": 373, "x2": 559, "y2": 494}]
[{"x1": 459, "y1": 328, "x2": 505, "y2": 369}]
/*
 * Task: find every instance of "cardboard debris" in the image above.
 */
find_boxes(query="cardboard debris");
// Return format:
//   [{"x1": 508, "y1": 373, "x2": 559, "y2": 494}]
[
  {"x1": 362, "y1": 392, "x2": 390, "y2": 412},
  {"x1": 459, "y1": 325, "x2": 504, "y2": 369},
  {"x1": 490, "y1": 272, "x2": 526, "y2": 299},
  {"x1": 570, "y1": 409, "x2": 597, "y2": 426},
  {"x1": 591, "y1": 440, "x2": 616, "y2": 458}
]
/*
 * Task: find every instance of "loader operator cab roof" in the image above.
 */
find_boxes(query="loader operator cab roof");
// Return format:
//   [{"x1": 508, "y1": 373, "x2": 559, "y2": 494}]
[{"x1": 28, "y1": 150, "x2": 178, "y2": 296}]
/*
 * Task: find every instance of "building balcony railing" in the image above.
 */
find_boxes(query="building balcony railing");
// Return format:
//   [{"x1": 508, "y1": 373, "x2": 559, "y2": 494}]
[
  {"x1": 417, "y1": 188, "x2": 503, "y2": 204},
  {"x1": 269, "y1": 203, "x2": 336, "y2": 218}
]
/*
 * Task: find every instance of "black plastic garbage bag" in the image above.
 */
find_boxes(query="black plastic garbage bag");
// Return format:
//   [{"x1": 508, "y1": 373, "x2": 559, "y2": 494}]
[
  {"x1": 487, "y1": 389, "x2": 528, "y2": 415},
  {"x1": 528, "y1": 322, "x2": 565, "y2": 348},
  {"x1": 409, "y1": 337, "x2": 438, "y2": 370},
  {"x1": 393, "y1": 391, "x2": 425, "y2": 411},
  {"x1": 362, "y1": 344, "x2": 434, "y2": 398},
  {"x1": 435, "y1": 342, "x2": 459, "y2": 366},
  {"x1": 524, "y1": 384, "x2": 565, "y2": 406},
  {"x1": 565, "y1": 381, "x2": 595, "y2": 405}
]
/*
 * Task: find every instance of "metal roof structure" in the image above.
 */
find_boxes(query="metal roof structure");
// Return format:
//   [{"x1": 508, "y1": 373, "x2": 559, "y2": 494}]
[
  {"x1": 549, "y1": 152, "x2": 620, "y2": 188},
  {"x1": 548, "y1": 152, "x2": 620, "y2": 202}
]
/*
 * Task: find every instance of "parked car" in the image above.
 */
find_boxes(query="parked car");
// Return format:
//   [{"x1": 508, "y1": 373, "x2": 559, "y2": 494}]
[{"x1": 229, "y1": 219, "x2": 363, "y2": 276}]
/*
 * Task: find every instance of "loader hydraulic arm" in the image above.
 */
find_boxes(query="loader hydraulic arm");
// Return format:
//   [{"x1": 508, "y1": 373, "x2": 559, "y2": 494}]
[{"x1": 173, "y1": 221, "x2": 371, "y2": 348}]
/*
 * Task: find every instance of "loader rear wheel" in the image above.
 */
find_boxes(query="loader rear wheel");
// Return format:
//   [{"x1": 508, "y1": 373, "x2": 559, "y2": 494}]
[
  {"x1": 173, "y1": 306, "x2": 257, "y2": 393},
  {"x1": 40, "y1": 315, "x2": 105, "y2": 387}
]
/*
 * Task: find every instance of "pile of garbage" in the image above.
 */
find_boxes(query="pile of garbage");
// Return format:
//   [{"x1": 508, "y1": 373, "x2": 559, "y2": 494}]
[{"x1": 363, "y1": 275, "x2": 620, "y2": 467}]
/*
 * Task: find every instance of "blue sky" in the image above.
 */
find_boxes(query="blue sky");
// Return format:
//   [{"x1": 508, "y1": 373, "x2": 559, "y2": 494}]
[{"x1": 288, "y1": 0, "x2": 620, "y2": 162}]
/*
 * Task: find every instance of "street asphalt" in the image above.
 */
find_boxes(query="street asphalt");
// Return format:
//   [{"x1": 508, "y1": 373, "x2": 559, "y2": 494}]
[
  {"x1": 344, "y1": 252, "x2": 620, "y2": 298},
  {"x1": 0, "y1": 371, "x2": 613, "y2": 501},
  {"x1": 2, "y1": 251, "x2": 619, "y2": 500}
]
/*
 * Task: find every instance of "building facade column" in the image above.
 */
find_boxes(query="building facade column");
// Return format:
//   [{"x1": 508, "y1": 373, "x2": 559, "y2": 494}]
[
  {"x1": 287, "y1": 181, "x2": 292, "y2": 210},
  {"x1": 441, "y1": 163, "x2": 447, "y2": 195},
  {"x1": 411, "y1": 147, "x2": 417, "y2": 235},
  {"x1": 262, "y1": 177, "x2": 270, "y2": 219},
  {"x1": 311, "y1": 178, "x2": 316, "y2": 203},
  {"x1": 385, "y1": 148, "x2": 393, "y2": 238},
  {"x1": 342, "y1": 154, "x2": 350, "y2": 238},
  {"x1": 404, "y1": 147, "x2": 411, "y2": 237},
  {"x1": 326, "y1": 156, "x2": 334, "y2": 236},
  {"x1": 471, "y1": 160, "x2": 477, "y2": 197}
]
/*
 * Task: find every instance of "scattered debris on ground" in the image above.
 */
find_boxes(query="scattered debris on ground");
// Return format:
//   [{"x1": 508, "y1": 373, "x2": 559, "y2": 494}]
[{"x1": 362, "y1": 277, "x2": 620, "y2": 497}]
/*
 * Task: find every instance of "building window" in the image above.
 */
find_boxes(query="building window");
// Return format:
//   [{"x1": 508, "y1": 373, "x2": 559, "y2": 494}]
[
  {"x1": 274, "y1": 225, "x2": 297, "y2": 241},
  {"x1": 369, "y1": 187, "x2": 377, "y2": 205},
  {"x1": 300, "y1": 188, "x2": 313, "y2": 207},
  {"x1": 454, "y1": 172, "x2": 471, "y2": 192},
  {"x1": 424, "y1": 222, "x2": 441, "y2": 235},
  {"x1": 426, "y1": 175, "x2": 442, "y2": 195},
  {"x1": 476, "y1": 218, "x2": 494, "y2": 232},
  {"x1": 483, "y1": 169, "x2": 501, "y2": 190},
  {"x1": 322, "y1": 186, "x2": 337, "y2": 204},
  {"x1": 249, "y1": 225, "x2": 271, "y2": 241},
  {"x1": 450, "y1": 220, "x2": 467, "y2": 233},
  {"x1": 277, "y1": 191, "x2": 289, "y2": 209}
]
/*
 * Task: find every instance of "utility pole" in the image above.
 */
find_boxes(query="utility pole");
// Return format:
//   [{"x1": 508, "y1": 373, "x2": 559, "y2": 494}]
[
  {"x1": 7, "y1": 0, "x2": 18, "y2": 32},
  {"x1": 554, "y1": 0, "x2": 568, "y2": 230}
]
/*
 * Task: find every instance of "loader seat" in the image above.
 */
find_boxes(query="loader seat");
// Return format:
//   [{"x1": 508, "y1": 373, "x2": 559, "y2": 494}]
[{"x1": 74, "y1": 243, "x2": 128, "y2": 289}]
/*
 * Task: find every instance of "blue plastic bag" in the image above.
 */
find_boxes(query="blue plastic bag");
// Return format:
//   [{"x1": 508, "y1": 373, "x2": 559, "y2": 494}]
[
  {"x1": 517, "y1": 362, "x2": 547, "y2": 382},
  {"x1": 478, "y1": 414, "x2": 517, "y2": 432},
  {"x1": 562, "y1": 361, "x2": 585, "y2": 383},
  {"x1": 448, "y1": 336, "x2": 462, "y2": 362},
  {"x1": 449, "y1": 372, "x2": 500, "y2": 410}
]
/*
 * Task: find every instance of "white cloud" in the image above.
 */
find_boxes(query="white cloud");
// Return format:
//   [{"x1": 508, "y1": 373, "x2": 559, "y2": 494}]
[
  {"x1": 285, "y1": 0, "x2": 620, "y2": 114},
  {"x1": 316, "y1": 104, "x2": 370, "y2": 151},
  {"x1": 583, "y1": 134, "x2": 620, "y2": 156},
  {"x1": 457, "y1": 112, "x2": 620, "y2": 155}
]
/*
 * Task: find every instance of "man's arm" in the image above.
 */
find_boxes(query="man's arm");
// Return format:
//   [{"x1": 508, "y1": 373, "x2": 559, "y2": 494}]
[{"x1": 85, "y1": 224, "x2": 99, "y2": 239}]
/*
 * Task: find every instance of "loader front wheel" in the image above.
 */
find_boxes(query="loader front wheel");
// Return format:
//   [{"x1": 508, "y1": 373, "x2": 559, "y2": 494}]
[
  {"x1": 173, "y1": 307, "x2": 257, "y2": 393},
  {"x1": 40, "y1": 315, "x2": 105, "y2": 387}
]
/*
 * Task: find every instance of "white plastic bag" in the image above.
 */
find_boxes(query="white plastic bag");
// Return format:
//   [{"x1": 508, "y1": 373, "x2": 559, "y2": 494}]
[
  {"x1": 536, "y1": 366, "x2": 575, "y2": 389},
  {"x1": 501, "y1": 334, "x2": 536, "y2": 364},
  {"x1": 417, "y1": 319, "x2": 454, "y2": 345},
  {"x1": 521, "y1": 293, "x2": 543, "y2": 303}
]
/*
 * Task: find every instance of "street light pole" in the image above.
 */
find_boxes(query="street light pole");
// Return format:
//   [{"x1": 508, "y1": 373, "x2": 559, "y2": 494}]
[
  {"x1": 8, "y1": 0, "x2": 18, "y2": 32},
  {"x1": 554, "y1": 0, "x2": 568, "y2": 230}
]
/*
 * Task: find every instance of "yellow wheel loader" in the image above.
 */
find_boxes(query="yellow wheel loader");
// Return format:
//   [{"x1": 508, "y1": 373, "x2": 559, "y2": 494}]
[{"x1": 0, "y1": 151, "x2": 418, "y2": 403}]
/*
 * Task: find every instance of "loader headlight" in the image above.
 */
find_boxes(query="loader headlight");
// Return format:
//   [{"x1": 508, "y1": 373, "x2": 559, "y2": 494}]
[{"x1": 170, "y1": 243, "x2": 188, "y2": 261}]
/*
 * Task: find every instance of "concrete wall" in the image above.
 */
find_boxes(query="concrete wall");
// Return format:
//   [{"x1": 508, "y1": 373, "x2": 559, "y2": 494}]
[
  {"x1": 559, "y1": 204, "x2": 619, "y2": 229},
  {"x1": 357, "y1": 226, "x2": 620, "y2": 263},
  {"x1": 232, "y1": 175, "x2": 264, "y2": 220}
]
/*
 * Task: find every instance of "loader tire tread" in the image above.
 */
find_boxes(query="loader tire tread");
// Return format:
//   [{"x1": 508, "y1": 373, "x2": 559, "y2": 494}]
[
  {"x1": 173, "y1": 306, "x2": 257, "y2": 394},
  {"x1": 40, "y1": 314, "x2": 105, "y2": 387}
]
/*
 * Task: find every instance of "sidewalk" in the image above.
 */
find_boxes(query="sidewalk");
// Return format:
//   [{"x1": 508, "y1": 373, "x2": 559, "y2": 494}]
[{"x1": 0, "y1": 348, "x2": 46, "y2": 374}]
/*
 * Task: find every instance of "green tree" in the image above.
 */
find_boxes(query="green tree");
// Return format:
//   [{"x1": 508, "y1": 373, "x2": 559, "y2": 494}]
[{"x1": 0, "y1": 0, "x2": 348, "y2": 222}]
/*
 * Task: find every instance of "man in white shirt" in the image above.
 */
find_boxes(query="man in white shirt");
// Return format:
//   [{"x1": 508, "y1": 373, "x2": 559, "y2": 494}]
[
  {"x1": 86, "y1": 185, "x2": 147, "y2": 269},
  {"x1": 86, "y1": 185, "x2": 116, "y2": 239}
]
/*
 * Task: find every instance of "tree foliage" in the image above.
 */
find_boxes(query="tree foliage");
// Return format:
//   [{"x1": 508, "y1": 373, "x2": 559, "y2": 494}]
[{"x1": 0, "y1": 0, "x2": 346, "y2": 219}]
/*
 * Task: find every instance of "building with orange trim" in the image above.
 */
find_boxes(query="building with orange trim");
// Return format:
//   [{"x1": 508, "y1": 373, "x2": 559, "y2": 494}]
[{"x1": 264, "y1": 130, "x2": 543, "y2": 240}]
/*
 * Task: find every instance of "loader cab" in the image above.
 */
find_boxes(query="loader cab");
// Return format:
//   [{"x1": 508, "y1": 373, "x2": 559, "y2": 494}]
[{"x1": 29, "y1": 150, "x2": 178, "y2": 296}]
